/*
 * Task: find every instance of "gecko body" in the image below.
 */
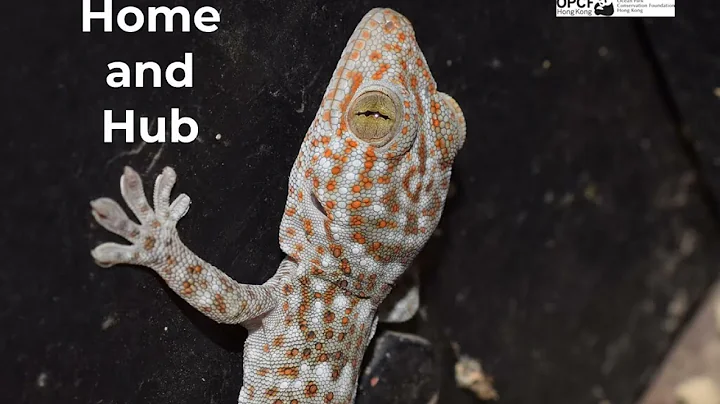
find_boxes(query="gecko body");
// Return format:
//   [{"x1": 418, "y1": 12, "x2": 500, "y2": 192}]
[{"x1": 90, "y1": 8, "x2": 465, "y2": 404}]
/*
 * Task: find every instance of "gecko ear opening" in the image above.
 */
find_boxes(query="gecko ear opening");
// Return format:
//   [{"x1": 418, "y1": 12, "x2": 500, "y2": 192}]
[{"x1": 348, "y1": 90, "x2": 402, "y2": 147}]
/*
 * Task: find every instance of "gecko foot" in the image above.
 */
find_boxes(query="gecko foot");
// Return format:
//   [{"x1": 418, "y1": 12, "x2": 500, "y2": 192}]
[{"x1": 90, "y1": 166, "x2": 190, "y2": 268}]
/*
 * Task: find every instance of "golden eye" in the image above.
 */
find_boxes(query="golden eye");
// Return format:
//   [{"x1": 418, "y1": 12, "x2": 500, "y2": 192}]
[{"x1": 347, "y1": 91, "x2": 400, "y2": 146}]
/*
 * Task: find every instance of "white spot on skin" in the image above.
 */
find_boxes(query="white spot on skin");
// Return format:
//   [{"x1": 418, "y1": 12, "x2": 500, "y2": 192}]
[
  {"x1": 286, "y1": 326, "x2": 303, "y2": 341},
  {"x1": 246, "y1": 346, "x2": 263, "y2": 360},
  {"x1": 337, "y1": 364, "x2": 354, "y2": 394},
  {"x1": 315, "y1": 363, "x2": 331, "y2": 379},
  {"x1": 289, "y1": 292, "x2": 301, "y2": 307},
  {"x1": 329, "y1": 137, "x2": 343, "y2": 152},
  {"x1": 333, "y1": 295, "x2": 349, "y2": 310},
  {"x1": 313, "y1": 280, "x2": 327, "y2": 292}
]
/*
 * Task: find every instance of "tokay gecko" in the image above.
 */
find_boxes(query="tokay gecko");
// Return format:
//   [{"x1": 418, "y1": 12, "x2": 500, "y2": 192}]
[{"x1": 90, "y1": 8, "x2": 465, "y2": 404}]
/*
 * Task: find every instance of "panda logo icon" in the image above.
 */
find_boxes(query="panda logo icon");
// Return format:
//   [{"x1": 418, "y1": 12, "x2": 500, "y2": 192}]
[{"x1": 595, "y1": 0, "x2": 615, "y2": 16}]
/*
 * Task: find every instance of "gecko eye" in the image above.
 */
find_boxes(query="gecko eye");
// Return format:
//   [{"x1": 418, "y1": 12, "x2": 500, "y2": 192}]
[{"x1": 348, "y1": 90, "x2": 400, "y2": 146}]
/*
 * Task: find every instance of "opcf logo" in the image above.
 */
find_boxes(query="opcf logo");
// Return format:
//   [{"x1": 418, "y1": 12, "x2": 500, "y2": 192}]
[{"x1": 556, "y1": 0, "x2": 596, "y2": 8}]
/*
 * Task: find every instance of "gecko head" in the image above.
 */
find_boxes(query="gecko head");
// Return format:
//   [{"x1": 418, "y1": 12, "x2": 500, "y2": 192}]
[
  {"x1": 340, "y1": 8, "x2": 466, "y2": 162},
  {"x1": 279, "y1": 8, "x2": 466, "y2": 288}
]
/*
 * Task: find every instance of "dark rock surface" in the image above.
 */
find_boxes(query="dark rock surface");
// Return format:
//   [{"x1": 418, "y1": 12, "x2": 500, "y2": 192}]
[
  {"x1": 643, "y1": 3, "x2": 720, "y2": 215},
  {"x1": 356, "y1": 331, "x2": 438, "y2": 404},
  {"x1": 2, "y1": 1, "x2": 720, "y2": 404}
]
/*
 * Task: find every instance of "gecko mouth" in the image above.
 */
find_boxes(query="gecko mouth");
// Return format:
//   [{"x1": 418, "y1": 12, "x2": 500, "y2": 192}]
[{"x1": 310, "y1": 191, "x2": 327, "y2": 217}]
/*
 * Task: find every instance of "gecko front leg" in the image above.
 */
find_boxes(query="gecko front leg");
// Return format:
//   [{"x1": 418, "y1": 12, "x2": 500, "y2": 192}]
[{"x1": 90, "y1": 166, "x2": 293, "y2": 325}]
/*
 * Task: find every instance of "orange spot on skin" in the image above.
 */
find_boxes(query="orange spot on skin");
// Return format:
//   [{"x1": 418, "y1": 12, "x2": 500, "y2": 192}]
[
  {"x1": 303, "y1": 219, "x2": 314, "y2": 236},
  {"x1": 324, "y1": 310, "x2": 336, "y2": 323},
  {"x1": 339, "y1": 71, "x2": 364, "y2": 115},
  {"x1": 353, "y1": 232, "x2": 366, "y2": 244},
  {"x1": 353, "y1": 40, "x2": 366, "y2": 51},
  {"x1": 331, "y1": 244, "x2": 343, "y2": 258},
  {"x1": 278, "y1": 366, "x2": 300, "y2": 377},
  {"x1": 372, "y1": 63, "x2": 390, "y2": 80},
  {"x1": 350, "y1": 216, "x2": 364, "y2": 226},
  {"x1": 305, "y1": 382, "x2": 319, "y2": 397},
  {"x1": 340, "y1": 258, "x2": 351, "y2": 274},
  {"x1": 265, "y1": 388, "x2": 278, "y2": 397},
  {"x1": 415, "y1": 92, "x2": 425, "y2": 115},
  {"x1": 369, "y1": 51, "x2": 382, "y2": 62},
  {"x1": 273, "y1": 336, "x2": 285, "y2": 346},
  {"x1": 144, "y1": 236, "x2": 156, "y2": 251}
]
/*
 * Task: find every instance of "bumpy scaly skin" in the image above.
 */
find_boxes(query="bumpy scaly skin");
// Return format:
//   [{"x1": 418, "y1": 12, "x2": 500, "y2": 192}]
[{"x1": 90, "y1": 8, "x2": 465, "y2": 404}]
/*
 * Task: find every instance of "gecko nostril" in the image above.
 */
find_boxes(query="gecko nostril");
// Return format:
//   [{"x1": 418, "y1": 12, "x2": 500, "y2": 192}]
[{"x1": 310, "y1": 192, "x2": 327, "y2": 217}]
